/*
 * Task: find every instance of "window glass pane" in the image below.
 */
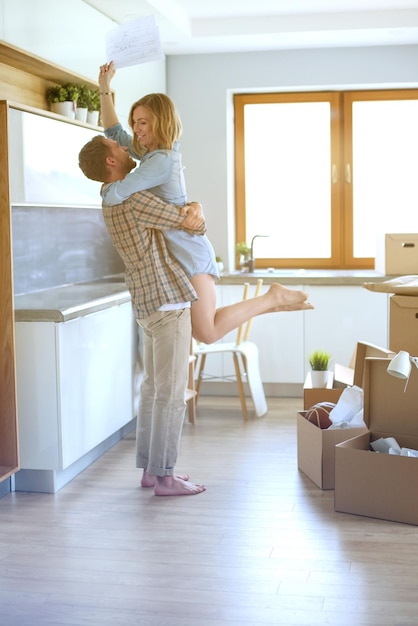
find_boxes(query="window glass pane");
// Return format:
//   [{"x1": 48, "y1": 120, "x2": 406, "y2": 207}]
[
  {"x1": 243, "y1": 102, "x2": 331, "y2": 259},
  {"x1": 352, "y1": 100, "x2": 418, "y2": 258}
]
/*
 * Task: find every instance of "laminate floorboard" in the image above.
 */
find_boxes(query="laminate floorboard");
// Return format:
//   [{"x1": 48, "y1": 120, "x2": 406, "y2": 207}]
[{"x1": 1, "y1": 397, "x2": 417, "y2": 626}]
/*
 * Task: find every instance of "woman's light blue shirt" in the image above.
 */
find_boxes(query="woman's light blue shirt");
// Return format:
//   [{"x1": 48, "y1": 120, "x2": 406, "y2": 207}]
[{"x1": 103, "y1": 124, "x2": 218, "y2": 279}]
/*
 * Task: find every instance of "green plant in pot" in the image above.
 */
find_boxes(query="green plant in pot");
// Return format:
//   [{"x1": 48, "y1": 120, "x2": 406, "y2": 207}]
[
  {"x1": 46, "y1": 82, "x2": 80, "y2": 118},
  {"x1": 215, "y1": 255, "x2": 224, "y2": 273},
  {"x1": 74, "y1": 84, "x2": 90, "y2": 122},
  {"x1": 62, "y1": 82, "x2": 80, "y2": 103},
  {"x1": 76, "y1": 84, "x2": 90, "y2": 109},
  {"x1": 236, "y1": 241, "x2": 251, "y2": 270},
  {"x1": 308, "y1": 349, "x2": 331, "y2": 388},
  {"x1": 87, "y1": 88, "x2": 100, "y2": 112},
  {"x1": 46, "y1": 84, "x2": 69, "y2": 104},
  {"x1": 85, "y1": 88, "x2": 101, "y2": 125}
]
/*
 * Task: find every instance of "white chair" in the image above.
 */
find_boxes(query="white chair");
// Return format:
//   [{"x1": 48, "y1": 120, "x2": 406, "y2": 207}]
[{"x1": 194, "y1": 279, "x2": 268, "y2": 420}]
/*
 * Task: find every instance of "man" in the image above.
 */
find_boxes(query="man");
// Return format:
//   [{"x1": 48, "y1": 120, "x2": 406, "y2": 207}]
[{"x1": 79, "y1": 135, "x2": 206, "y2": 496}]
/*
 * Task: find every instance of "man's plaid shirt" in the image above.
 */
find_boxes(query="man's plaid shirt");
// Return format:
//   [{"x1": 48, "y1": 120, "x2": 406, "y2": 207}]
[{"x1": 102, "y1": 189, "x2": 203, "y2": 319}]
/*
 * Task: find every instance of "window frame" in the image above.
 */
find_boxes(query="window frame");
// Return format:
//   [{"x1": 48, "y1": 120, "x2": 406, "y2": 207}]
[{"x1": 234, "y1": 89, "x2": 418, "y2": 270}]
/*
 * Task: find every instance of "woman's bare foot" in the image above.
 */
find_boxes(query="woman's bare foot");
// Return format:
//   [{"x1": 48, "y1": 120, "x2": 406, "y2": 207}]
[
  {"x1": 141, "y1": 469, "x2": 190, "y2": 488},
  {"x1": 265, "y1": 283, "x2": 312, "y2": 312},
  {"x1": 154, "y1": 475, "x2": 206, "y2": 496},
  {"x1": 278, "y1": 301, "x2": 314, "y2": 311}
]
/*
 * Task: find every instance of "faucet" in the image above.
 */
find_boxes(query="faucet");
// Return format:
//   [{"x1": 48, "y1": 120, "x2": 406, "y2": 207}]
[{"x1": 248, "y1": 235, "x2": 269, "y2": 272}]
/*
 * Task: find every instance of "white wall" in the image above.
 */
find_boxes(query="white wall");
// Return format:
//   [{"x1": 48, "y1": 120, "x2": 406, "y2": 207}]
[
  {"x1": 0, "y1": 0, "x2": 166, "y2": 127},
  {"x1": 1, "y1": 0, "x2": 418, "y2": 267},
  {"x1": 167, "y1": 46, "x2": 418, "y2": 269}
]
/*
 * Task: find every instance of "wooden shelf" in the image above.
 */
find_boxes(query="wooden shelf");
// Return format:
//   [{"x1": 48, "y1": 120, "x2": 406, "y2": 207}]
[{"x1": 0, "y1": 39, "x2": 99, "y2": 112}]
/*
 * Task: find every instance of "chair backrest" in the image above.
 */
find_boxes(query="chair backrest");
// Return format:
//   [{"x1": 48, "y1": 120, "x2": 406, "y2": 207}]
[{"x1": 236, "y1": 279, "x2": 263, "y2": 346}]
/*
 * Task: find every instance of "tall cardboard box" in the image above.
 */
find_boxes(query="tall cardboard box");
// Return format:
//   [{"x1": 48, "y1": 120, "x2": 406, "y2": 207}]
[
  {"x1": 375, "y1": 233, "x2": 418, "y2": 275},
  {"x1": 335, "y1": 358, "x2": 418, "y2": 525},
  {"x1": 389, "y1": 295, "x2": 418, "y2": 355}
]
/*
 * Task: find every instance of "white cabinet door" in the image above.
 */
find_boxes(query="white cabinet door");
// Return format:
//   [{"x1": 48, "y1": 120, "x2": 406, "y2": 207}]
[
  {"x1": 16, "y1": 302, "x2": 137, "y2": 471},
  {"x1": 250, "y1": 306, "x2": 305, "y2": 383},
  {"x1": 205, "y1": 284, "x2": 305, "y2": 384},
  {"x1": 15, "y1": 322, "x2": 60, "y2": 469},
  {"x1": 58, "y1": 302, "x2": 136, "y2": 468},
  {"x1": 303, "y1": 285, "x2": 389, "y2": 376}
]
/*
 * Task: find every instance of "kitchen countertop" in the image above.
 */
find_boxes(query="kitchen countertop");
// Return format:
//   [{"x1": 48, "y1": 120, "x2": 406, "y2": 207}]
[
  {"x1": 13, "y1": 270, "x2": 392, "y2": 323},
  {"x1": 218, "y1": 269, "x2": 391, "y2": 286},
  {"x1": 14, "y1": 276, "x2": 131, "y2": 322}
]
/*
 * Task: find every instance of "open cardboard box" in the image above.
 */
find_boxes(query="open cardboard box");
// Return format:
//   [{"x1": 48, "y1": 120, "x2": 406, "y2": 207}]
[
  {"x1": 303, "y1": 370, "x2": 349, "y2": 409},
  {"x1": 303, "y1": 341, "x2": 394, "y2": 410},
  {"x1": 296, "y1": 412, "x2": 366, "y2": 490},
  {"x1": 298, "y1": 341, "x2": 393, "y2": 490},
  {"x1": 334, "y1": 357, "x2": 418, "y2": 525}
]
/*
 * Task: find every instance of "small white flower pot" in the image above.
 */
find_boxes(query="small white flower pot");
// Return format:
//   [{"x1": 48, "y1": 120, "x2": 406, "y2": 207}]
[
  {"x1": 75, "y1": 107, "x2": 88, "y2": 123},
  {"x1": 87, "y1": 110, "x2": 100, "y2": 126},
  {"x1": 51, "y1": 101, "x2": 75, "y2": 119},
  {"x1": 310, "y1": 370, "x2": 330, "y2": 388}
]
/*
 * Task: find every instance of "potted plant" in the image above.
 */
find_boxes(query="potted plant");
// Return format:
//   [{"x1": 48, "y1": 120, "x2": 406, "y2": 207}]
[
  {"x1": 46, "y1": 84, "x2": 69, "y2": 104},
  {"x1": 46, "y1": 82, "x2": 80, "y2": 119},
  {"x1": 62, "y1": 82, "x2": 80, "y2": 103},
  {"x1": 236, "y1": 241, "x2": 251, "y2": 270},
  {"x1": 308, "y1": 349, "x2": 331, "y2": 388},
  {"x1": 86, "y1": 88, "x2": 101, "y2": 126},
  {"x1": 75, "y1": 84, "x2": 90, "y2": 122},
  {"x1": 215, "y1": 256, "x2": 224, "y2": 273}
]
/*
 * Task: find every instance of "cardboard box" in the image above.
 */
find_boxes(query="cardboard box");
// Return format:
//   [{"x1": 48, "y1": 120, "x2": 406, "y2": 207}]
[
  {"x1": 375, "y1": 233, "x2": 418, "y2": 275},
  {"x1": 352, "y1": 341, "x2": 395, "y2": 387},
  {"x1": 303, "y1": 341, "x2": 393, "y2": 410},
  {"x1": 389, "y1": 295, "x2": 418, "y2": 355},
  {"x1": 303, "y1": 371, "x2": 348, "y2": 409},
  {"x1": 299, "y1": 341, "x2": 392, "y2": 490},
  {"x1": 335, "y1": 358, "x2": 418, "y2": 525},
  {"x1": 297, "y1": 412, "x2": 367, "y2": 490}
]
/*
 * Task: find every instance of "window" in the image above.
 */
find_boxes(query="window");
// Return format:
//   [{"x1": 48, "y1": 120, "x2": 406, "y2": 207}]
[{"x1": 234, "y1": 90, "x2": 418, "y2": 270}]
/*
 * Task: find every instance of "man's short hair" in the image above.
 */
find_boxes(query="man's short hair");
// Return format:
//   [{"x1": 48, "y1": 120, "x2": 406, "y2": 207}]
[{"x1": 79, "y1": 135, "x2": 110, "y2": 182}]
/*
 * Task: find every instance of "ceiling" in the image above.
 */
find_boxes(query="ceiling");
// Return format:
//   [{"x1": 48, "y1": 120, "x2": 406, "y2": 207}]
[{"x1": 82, "y1": 0, "x2": 418, "y2": 55}]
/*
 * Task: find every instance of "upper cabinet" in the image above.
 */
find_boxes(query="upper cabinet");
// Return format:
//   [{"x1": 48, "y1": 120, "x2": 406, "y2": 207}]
[{"x1": 8, "y1": 108, "x2": 102, "y2": 206}]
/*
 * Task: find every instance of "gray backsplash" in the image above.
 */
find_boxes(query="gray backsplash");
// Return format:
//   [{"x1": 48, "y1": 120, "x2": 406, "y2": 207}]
[{"x1": 12, "y1": 205, "x2": 124, "y2": 295}]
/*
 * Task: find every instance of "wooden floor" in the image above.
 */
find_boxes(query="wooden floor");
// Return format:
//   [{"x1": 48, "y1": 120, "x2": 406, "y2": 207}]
[{"x1": 1, "y1": 397, "x2": 418, "y2": 626}]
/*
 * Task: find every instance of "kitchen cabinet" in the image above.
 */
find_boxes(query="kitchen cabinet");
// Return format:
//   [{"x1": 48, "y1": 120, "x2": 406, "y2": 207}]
[
  {"x1": 303, "y1": 285, "x2": 389, "y2": 374},
  {"x1": 216, "y1": 284, "x2": 305, "y2": 383},
  {"x1": 200, "y1": 283, "x2": 388, "y2": 393},
  {"x1": 14, "y1": 302, "x2": 137, "y2": 492}
]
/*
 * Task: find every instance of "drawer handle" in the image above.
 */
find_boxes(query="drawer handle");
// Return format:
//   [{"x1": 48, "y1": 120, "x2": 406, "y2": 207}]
[{"x1": 402, "y1": 242, "x2": 415, "y2": 248}]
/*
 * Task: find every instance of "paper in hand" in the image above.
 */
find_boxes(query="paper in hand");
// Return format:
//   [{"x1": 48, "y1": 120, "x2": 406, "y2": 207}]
[{"x1": 105, "y1": 15, "x2": 164, "y2": 69}]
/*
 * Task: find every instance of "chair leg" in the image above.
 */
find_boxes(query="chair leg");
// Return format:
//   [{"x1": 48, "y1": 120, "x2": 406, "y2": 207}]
[
  {"x1": 239, "y1": 346, "x2": 268, "y2": 417},
  {"x1": 187, "y1": 396, "x2": 196, "y2": 425},
  {"x1": 233, "y1": 352, "x2": 249, "y2": 420},
  {"x1": 195, "y1": 353, "x2": 206, "y2": 403}
]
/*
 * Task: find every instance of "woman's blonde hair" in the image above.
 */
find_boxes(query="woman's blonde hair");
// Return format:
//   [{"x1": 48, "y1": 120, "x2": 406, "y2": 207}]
[{"x1": 129, "y1": 93, "x2": 182, "y2": 156}]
